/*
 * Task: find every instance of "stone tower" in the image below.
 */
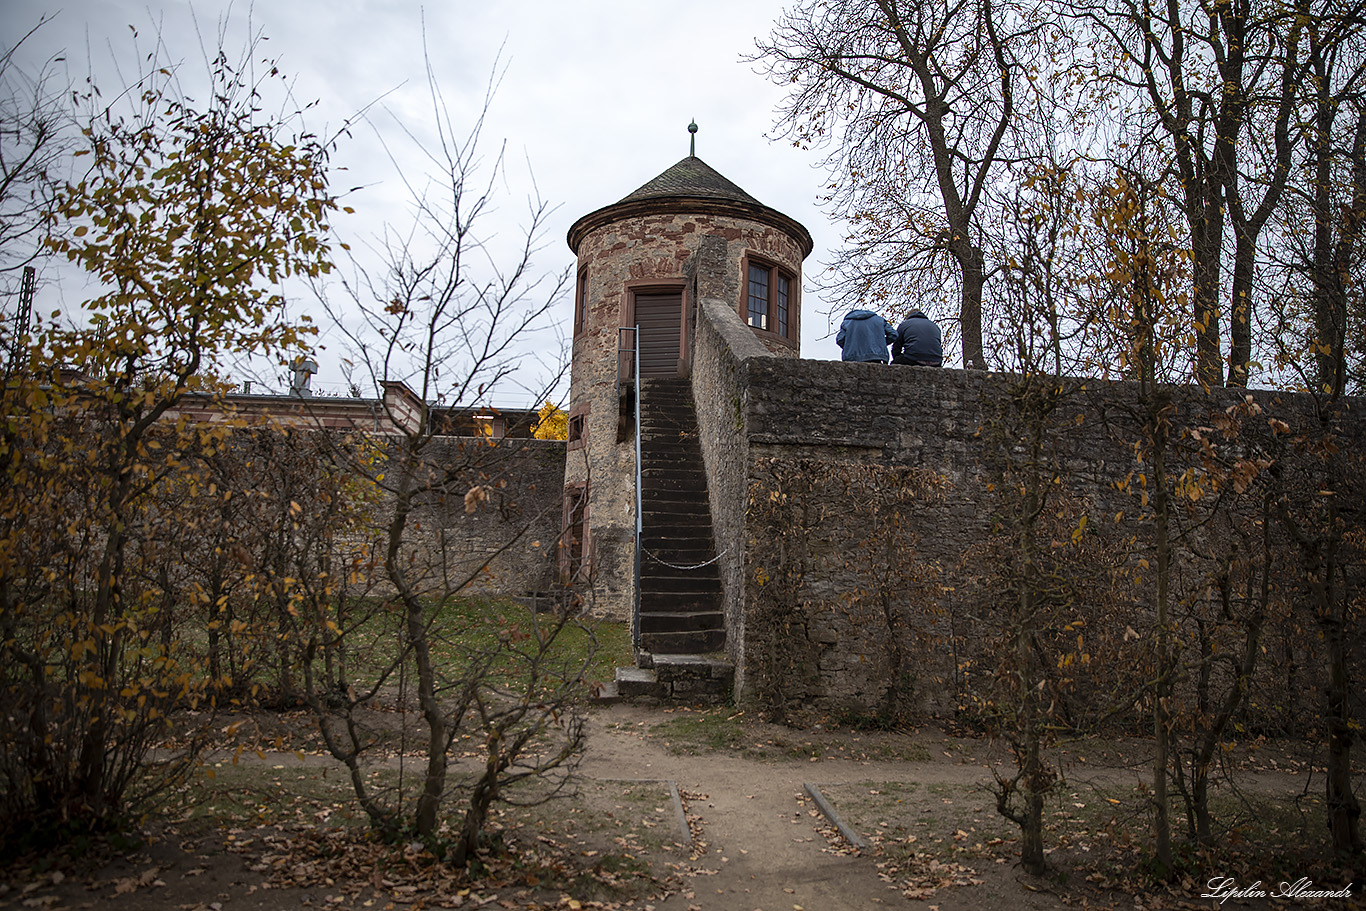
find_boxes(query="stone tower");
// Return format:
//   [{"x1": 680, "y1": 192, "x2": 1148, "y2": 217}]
[{"x1": 562, "y1": 139, "x2": 813, "y2": 624}]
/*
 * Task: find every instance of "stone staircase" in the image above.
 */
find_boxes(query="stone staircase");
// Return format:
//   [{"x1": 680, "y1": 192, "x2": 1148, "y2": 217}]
[
  {"x1": 637, "y1": 377, "x2": 726, "y2": 654},
  {"x1": 609, "y1": 377, "x2": 731, "y2": 702}
]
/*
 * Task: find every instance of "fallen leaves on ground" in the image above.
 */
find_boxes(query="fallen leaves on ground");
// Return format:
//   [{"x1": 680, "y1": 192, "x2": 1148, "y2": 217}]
[
  {"x1": 227, "y1": 823, "x2": 685, "y2": 910},
  {"x1": 876, "y1": 852, "x2": 983, "y2": 900}
]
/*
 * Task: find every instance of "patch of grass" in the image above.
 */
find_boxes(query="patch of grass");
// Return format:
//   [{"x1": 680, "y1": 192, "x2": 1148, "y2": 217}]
[
  {"x1": 342, "y1": 595, "x2": 632, "y2": 693},
  {"x1": 649, "y1": 709, "x2": 750, "y2": 756},
  {"x1": 178, "y1": 595, "x2": 632, "y2": 705}
]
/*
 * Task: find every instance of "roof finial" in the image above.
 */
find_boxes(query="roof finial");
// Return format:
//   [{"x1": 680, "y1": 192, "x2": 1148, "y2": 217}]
[{"x1": 688, "y1": 119, "x2": 698, "y2": 157}]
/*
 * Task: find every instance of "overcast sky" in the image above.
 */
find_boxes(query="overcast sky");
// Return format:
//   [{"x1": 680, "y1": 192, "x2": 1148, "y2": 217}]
[{"x1": 7, "y1": 0, "x2": 848, "y2": 401}]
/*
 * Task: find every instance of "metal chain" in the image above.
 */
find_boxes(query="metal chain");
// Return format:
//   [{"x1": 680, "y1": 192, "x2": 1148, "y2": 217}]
[{"x1": 643, "y1": 547, "x2": 730, "y2": 571}]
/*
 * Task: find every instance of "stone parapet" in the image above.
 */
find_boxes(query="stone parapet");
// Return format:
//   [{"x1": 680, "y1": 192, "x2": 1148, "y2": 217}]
[{"x1": 693, "y1": 296, "x2": 1366, "y2": 723}]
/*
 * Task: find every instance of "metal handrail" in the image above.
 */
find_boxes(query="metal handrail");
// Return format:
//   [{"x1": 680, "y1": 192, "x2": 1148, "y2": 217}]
[
  {"x1": 617, "y1": 326, "x2": 637, "y2": 387},
  {"x1": 631, "y1": 324, "x2": 642, "y2": 653},
  {"x1": 633, "y1": 325, "x2": 642, "y2": 538}
]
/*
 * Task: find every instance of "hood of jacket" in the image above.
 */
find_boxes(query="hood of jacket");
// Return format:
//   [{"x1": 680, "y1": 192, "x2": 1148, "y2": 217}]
[{"x1": 845, "y1": 309, "x2": 881, "y2": 320}]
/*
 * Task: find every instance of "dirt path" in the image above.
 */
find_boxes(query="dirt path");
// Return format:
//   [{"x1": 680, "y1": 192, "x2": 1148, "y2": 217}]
[
  {"x1": 584, "y1": 715, "x2": 897, "y2": 909},
  {"x1": 578, "y1": 705, "x2": 1079, "y2": 911},
  {"x1": 0, "y1": 702, "x2": 1341, "y2": 911}
]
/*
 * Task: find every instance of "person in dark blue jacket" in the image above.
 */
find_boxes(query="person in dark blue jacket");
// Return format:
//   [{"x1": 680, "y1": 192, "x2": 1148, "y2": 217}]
[
  {"x1": 891, "y1": 310, "x2": 944, "y2": 367},
  {"x1": 836, "y1": 309, "x2": 896, "y2": 363}
]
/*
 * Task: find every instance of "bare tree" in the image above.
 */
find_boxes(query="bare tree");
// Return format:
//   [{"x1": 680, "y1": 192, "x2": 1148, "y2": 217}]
[
  {"x1": 974, "y1": 161, "x2": 1126, "y2": 874},
  {"x1": 754, "y1": 0, "x2": 1049, "y2": 369},
  {"x1": 0, "y1": 19, "x2": 68, "y2": 293},
  {"x1": 306, "y1": 53, "x2": 585, "y2": 865},
  {"x1": 1222, "y1": 0, "x2": 1308, "y2": 387},
  {"x1": 1302, "y1": 14, "x2": 1366, "y2": 396},
  {"x1": 1093, "y1": 168, "x2": 1192, "y2": 875},
  {"x1": 1072, "y1": 0, "x2": 1364, "y2": 389},
  {"x1": 1073, "y1": 0, "x2": 1238, "y2": 386}
]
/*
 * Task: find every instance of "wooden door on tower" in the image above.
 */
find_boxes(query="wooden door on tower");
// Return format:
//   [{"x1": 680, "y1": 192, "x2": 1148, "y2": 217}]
[{"x1": 634, "y1": 292, "x2": 683, "y2": 378}]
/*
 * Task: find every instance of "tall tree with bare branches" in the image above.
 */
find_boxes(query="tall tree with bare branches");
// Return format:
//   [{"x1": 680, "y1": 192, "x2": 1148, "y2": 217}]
[
  {"x1": 307, "y1": 55, "x2": 584, "y2": 865},
  {"x1": 754, "y1": 0, "x2": 1048, "y2": 369}
]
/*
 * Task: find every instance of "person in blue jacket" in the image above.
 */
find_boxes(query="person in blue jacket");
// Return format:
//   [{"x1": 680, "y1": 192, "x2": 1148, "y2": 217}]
[
  {"x1": 891, "y1": 309, "x2": 944, "y2": 367},
  {"x1": 836, "y1": 309, "x2": 896, "y2": 363}
]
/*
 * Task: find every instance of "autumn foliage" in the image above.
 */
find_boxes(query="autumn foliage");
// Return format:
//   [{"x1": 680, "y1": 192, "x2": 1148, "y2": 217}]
[{"x1": 0, "y1": 39, "x2": 336, "y2": 846}]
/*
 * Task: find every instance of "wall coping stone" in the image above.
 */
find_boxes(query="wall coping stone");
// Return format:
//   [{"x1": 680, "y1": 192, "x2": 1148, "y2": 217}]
[{"x1": 700, "y1": 296, "x2": 771, "y2": 364}]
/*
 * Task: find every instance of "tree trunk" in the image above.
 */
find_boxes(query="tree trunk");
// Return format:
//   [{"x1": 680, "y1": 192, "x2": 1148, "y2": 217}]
[
  {"x1": 1325, "y1": 615, "x2": 1363, "y2": 855},
  {"x1": 1151, "y1": 408, "x2": 1173, "y2": 875},
  {"x1": 1224, "y1": 6, "x2": 1300, "y2": 389},
  {"x1": 1320, "y1": 507, "x2": 1363, "y2": 855},
  {"x1": 1187, "y1": 191, "x2": 1226, "y2": 389},
  {"x1": 1227, "y1": 232, "x2": 1254, "y2": 388},
  {"x1": 957, "y1": 240, "x2": 987, "y2": 370},
  {"x1": 385, "y1": 450, "x2": 449, "y2": 841},
  {"x1": 1309, "y1": 29, "x2": 1345, "y2": 395},
  {"x1": 451, "y1": 724, "x2": 504, "y2": 867},
  {"x1": 408, "y1": 590, "x2": 447, "y2": 840},
  {"x1": 1020, "y1": 748, "x2": 1046, "y2": 875}
]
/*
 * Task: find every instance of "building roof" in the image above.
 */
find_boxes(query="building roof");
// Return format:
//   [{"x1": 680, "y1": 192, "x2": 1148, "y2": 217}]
[
  {"x1": 567, "y1": 155, "x2": 813, "y2": 257},
  {"x1": 618, "y1": 156, "x2": 762, "y2": 206}
]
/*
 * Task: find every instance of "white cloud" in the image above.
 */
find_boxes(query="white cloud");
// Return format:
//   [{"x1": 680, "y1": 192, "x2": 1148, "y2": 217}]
[{"x1": 6, "y1": 0, "x2": 846, "y2": 398}]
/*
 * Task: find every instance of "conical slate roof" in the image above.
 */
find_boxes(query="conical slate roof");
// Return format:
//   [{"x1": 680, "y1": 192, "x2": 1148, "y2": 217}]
[
  {"x1": 618, "y1": 156, "x2": 762, "y2": 206},
  {"x1": 567, "y1": 155, "x2": 812, "y2": 257}
]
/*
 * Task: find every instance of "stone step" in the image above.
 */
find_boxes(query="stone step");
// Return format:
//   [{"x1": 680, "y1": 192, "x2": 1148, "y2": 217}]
[
  {"x1": 640, "y1": 539, "x2": 717, "y2": 555},
  {"x1": 640, "y1": 470, "x2": 707, "y2": 483},
  {"x1": 642, "y1": 552, "x2": 717, "y2": 569},
  {"x1": 639, "y1": 576, "x2": 726, "y2": 598},
  {"x1": 642, "y1": 483, "x2": 707, "y2": 497},
  {"x1": 640, "y1": 447, "x2": 699, "y2": 456},
  {"x1": 640, "y1": 629, "x2": 727, "y2": 655},
  {"x1": 614, "y1": 667, "x2": 664, "y2": 699},
  {"x1": 611, "y1": 656, "x2": 732, "y2": 704},
  {"x1": 639, "y1": 593, "x2": 722, "y2": 613},
  {"x1": 638, "y1": 610, "x2": 725, "y2": 633},
  {"x1": 642, "y1": 509, "x2": 710, "y2": 521},
  {"x1": 640, "y1": 577, "x2": 719, "y2": 594},
  {"x1": 639, "y1": 426, "x2": 697, "y2": 437},
  {"x1": 642, "y1": 478, "x2": 706, "y2": 487},
  {"x1": 640, "y1": 465, "x2": 704, "y2": 477},
  {"x1": 640, "y1": 466, "x2": 706, "y2": 480},
  {"x1": 640, "y1": 543, "x2": 721, "y2": 561},
  {"x1": 641, "y1": 486, "x2": 709, "y2": 498},
  {"x1": 641, "y1": 492, "x2": 707, "y2": 502},
  {"x1": 640, "y1": 548, "x2": 722, "y2": 568},
  {"x1": 639, "y1": 448, "x2": 704, "y2": 461},
  {"x1": 640, "y1": 426, "x2": 694, "y2": 436},
  {"x1": 639, "y1": 384, "x2": 691, "y2": 398},
  {"x1": 640, "y1": 407, "x2": 696, "y2": 419},
  {"x1": 641, "y1": 512, "x2": 712, "y2": 526},
  {"x1": 641, "y1": 514, "x2": 714, "y2": 530}
]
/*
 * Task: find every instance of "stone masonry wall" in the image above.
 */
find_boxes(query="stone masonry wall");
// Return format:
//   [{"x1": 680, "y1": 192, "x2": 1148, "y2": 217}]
[
  {"x1": 694, "y1": 302, "x2": 1366, "y2": 724},
  {"x1": 213, "y1": 431, "x2": 564, "y2": 609},
  {"x1": 409, "y1": 437, "x2": 567, "y2": 602},
  {"x1": 691, "y1": 297, "x2": 769, "y2": 694}
]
